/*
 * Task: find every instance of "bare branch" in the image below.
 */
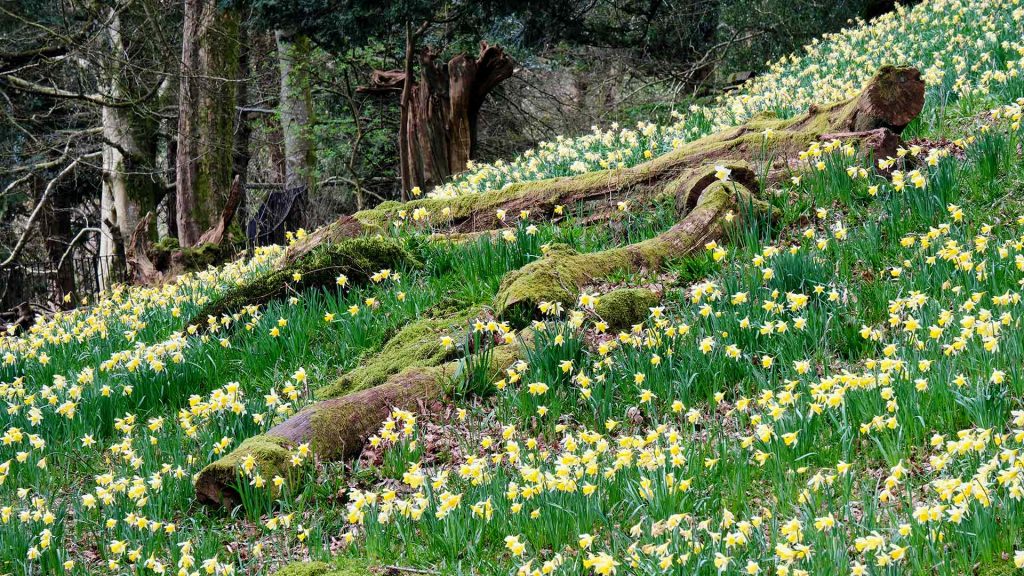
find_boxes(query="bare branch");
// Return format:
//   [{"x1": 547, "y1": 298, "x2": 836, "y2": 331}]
[
  {"x1": 0, "y1": 73, "x2": 160, "y2": 108},
  {"x1": 1, "y1": 151, "x2": 101, "y2": 267},
  {"x1": 56, "y1": 226, "x2": 105, "y2": 274}
]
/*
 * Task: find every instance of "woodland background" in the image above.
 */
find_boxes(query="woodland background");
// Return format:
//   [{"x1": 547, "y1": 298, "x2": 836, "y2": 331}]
[{"x1": 0, "y1": 0, "x2": 904, "y2": 315}]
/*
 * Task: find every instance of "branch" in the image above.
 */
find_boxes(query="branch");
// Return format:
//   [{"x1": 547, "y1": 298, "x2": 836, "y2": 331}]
[
  {"x1": 0, "y1": 73, "x2": 160, "y2": 109},
  {"x1": 1, "y1": 151, "x2": 100, "y2": 267},
  {"x1": 56, "y1": 227, "x2": 105, "y2": 275}
]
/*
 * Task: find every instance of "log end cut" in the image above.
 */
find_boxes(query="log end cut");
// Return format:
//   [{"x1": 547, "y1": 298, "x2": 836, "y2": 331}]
[
  {"x1": 843, "y1": 66, "x2": 924, "y2": 133},
  {"x1": 194, "y1": 434, "x2": 294, "y2": 507}
]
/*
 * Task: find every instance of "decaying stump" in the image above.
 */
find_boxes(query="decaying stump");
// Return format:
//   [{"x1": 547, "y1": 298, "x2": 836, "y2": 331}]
[
  {"x1": 126, "y1": 176, "x2": 245, "y2": 285},
  {"x1": 359, "y1": 41, "x2": 515, "y2": 194},
  {"x1": 126, "y1": 212, "x2": 162, "y2": 285}
]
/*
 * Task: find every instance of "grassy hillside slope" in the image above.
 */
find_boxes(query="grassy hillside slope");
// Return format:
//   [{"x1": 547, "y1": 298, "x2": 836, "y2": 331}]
[{"x1": 2, "y1": 1, "x2": 1024, "y2": 575}]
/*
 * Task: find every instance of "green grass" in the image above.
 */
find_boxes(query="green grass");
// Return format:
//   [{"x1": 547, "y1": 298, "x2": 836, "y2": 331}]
[{"x1": 3, "y1": 2, "x2": 1024, "y2": 575}]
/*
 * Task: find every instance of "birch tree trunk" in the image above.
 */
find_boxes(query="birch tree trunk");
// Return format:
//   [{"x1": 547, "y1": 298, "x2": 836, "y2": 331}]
[{"x1": 98, "y1": 9, "x2": 159, "y2": 289}]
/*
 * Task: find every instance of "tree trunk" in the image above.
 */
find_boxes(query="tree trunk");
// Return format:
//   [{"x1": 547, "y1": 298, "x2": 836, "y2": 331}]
[
  {"x1": 40, "y1": 180, "x2": 76, "y2": 308},
  {"x1": 361, "y1": 41, "x2": 514, "y2": 195},
  {"x1": 176, "y1": 0, "x2": 241, "y2": 247},
  {"x1": 233, "y1": 26, "x2": 253, "y2": 231},
  {"x1": 98, "y1": 9, "x2": 160, "y2": 290},
  {"x1": 398, "y1": 20, "x2": 415, "y2": 201},
  {"x1": 275, "y1": 30, "x2": 315, "y2": 231}
]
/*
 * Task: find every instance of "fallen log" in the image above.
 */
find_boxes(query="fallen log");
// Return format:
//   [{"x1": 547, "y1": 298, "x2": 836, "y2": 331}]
[
  {"x1": 195, "y1": 336, "x2": 522, "y2": 507},
  {"x1": 492, "y1": 66, "x2": 924, "y2": 317},
  {"x1": 495, "y1": 178, "x2": 749, "y2": 317},
  {"x1": 283, "y1": 66, "x2": 922, "y2": 266},
  {"x1": 186, "y1": 235, "x2": 417, "y2": 327},
  {"x1": 195, "y1": 365, "x2": 443, "y2": 507},
  {"x1": 194, "y1": 65, "x2": 925, "y2": 507},
  {"x1": 314, "y1": 307, "x2": 480, "y2": 400}
]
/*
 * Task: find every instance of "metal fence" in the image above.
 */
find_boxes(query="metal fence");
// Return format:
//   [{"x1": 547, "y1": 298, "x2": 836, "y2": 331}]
[{"x1": 0, "y1": 253, "x2": 124, "y2": 312}]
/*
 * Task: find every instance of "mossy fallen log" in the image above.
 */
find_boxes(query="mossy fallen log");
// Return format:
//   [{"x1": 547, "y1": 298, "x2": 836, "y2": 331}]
[
  {"x1": 494, "y1": 179, "x2": 746, "y2": 317},
  {"x1": 188, "y1": 236, "x2": 417, "y2": 326},
  {"x1": 195, "y1": 312, "x2": 524, "y2": 507},
  {"x1": 594, "y1": 288, "x2": 662, "y2": 331},
  {"x1": 492, "y1": 66, "x2": 923, "y2": 318},
  {"x1": 271, "y1": 559, "x2": 373, "y2": 576},
  {"x1": 315, "y1": 307, "x2": 479, "y2": 399},
  {"x1": 283, "y1": 66, "x2": 921, "y2": 264}
]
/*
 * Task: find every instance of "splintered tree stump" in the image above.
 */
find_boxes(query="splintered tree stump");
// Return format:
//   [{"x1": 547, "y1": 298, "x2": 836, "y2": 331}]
[{"x1": 359, "y1": 41, "x2": 514, "y2": 192}]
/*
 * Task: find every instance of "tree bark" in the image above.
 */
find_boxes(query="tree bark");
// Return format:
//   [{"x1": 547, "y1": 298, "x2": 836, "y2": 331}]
[
  {"x1": 98, "y1": 8, "x2": 160, "y2": 290},
  {"x1": 176, "y1": 0, "x2": 241, "y2": 247},
  {"x1": 361, "y1": 41, "x2": 514, "y2": 195},
  {"x1": 39, "y1": 179, "x2": 76, "y2": 308},
  {"x1": 398, "y1": 20, "x2": 416, "y2": 201},
  {"x1": 275, "y1": 30, "x2": 315, "y2": 231}
]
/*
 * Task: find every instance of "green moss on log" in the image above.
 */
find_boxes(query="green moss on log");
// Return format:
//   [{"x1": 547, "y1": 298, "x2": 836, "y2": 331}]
[
  {"x1": 192, "y1": 236, "x2": 417, "y2": 324},
  {"x1": 272, "y1": 558, "x2": 373, "y2": 576},
  {"x1": 316, "y1": 307, "x2": 479, "y2": 400},
  {"x1": 310, "y1": 366, "x2": 445, "y2": 460},
  {"x1": 194, "y1": 435, "x2": 292, "y2": 506},
  {"x1": 495, "y1": 182, "x2": 740, "y2": 319},
  {"x1": 594, "y1": 288, "x2": 661, "y2": 331},
  {"x1": 151, "y1": 238, "x2": 233, "y2": 272},
  {"x1": 493, "y1": 244, "x2": 633, "y2": 317}
]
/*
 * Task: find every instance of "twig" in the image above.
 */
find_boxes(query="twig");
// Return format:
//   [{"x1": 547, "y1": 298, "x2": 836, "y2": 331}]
[{"x1": 56, "y1": 227, "x2": 106, "y2": 274}]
